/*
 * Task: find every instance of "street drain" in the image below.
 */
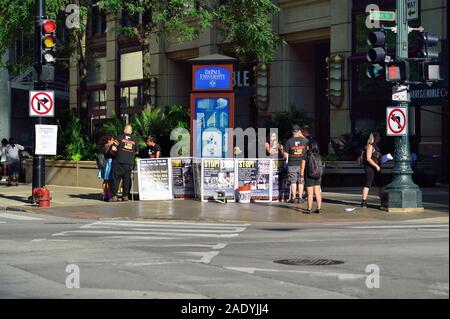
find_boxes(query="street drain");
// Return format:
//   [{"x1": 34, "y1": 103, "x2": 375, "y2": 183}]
[{"x1": 274, "y1": 258, "x2": 344, "y2": 266}]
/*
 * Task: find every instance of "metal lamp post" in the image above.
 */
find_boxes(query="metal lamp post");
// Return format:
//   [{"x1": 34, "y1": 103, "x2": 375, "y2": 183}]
[{"x1": 381, "y1": 0, "x2": 423, "y2": 212}]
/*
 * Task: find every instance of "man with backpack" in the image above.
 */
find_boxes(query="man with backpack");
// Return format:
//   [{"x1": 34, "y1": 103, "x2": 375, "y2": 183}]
[{"x1": 300, "y1": 140, "x2": 323, "y2": 214}]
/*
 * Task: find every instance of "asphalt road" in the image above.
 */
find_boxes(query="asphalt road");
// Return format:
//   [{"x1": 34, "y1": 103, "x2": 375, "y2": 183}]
[{"x1": 0, "y1": 210, "x2": 448, "y2": 299}]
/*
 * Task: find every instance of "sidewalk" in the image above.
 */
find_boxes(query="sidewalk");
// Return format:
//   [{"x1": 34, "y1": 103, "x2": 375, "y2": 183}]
[{"x1": 0, "y1": 182, "x2": 448, "y2": 224}]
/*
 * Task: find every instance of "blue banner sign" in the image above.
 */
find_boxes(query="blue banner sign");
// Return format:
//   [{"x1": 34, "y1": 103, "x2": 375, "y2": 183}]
[{"x1": 193, "y1": 65, "x2": 232, "y2": 90}]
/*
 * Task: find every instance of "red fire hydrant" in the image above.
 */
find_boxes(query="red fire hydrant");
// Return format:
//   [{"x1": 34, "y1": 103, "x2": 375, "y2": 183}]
[{"x1": 32, "y1": 187, "x2": 52, "y2": 208}]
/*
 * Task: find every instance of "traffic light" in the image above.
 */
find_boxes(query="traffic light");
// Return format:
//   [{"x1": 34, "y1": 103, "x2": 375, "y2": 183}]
[
  {"x1": 41, "y1": 19, "x2": 57, "y2": 65},
  {"x1": 366, "y1": 64, "x2": 384, "y2": 79},
  {"x1": 367, "y1": 30, "x2": 387, "y2": 63},
  {"x1": 417, "y1": 32, "x2": 440, "y2": 60},
  {"x1": 419, "y1": 61, "x2": 443, "y2": 82},
  {"x1": 366, "y1": 30, "x2": 389, "y2": 79},
  {"x1": 385, "y1": 60, "x2": 410, "y2": 82}
]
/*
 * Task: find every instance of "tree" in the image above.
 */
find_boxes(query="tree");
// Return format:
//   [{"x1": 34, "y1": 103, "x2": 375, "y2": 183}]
[
  {"x1": 97, "y1": 0, "x2": 281, "y2": 110},
  {"x1": 1, "y1": 0, "x2": 282, "y2": 112}
]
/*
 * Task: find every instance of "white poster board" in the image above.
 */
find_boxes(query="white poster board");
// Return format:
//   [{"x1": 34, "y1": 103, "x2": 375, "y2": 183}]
[
  {"x1": 137, "y1": 158, "x2": 173, "y2": 200},
  {"x1": 35, "y1": 124, "x2": 58, "y2": 155}
]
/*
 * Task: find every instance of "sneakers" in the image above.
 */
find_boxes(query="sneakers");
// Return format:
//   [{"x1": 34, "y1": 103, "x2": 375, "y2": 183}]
[
  {"x1": 122, "y1": 196, "x2": 129, "y2": 202},
  {"x1": 287, "y1": 198, "x2": 296, "y2": 203},
  {"x1": 361, "y1": 200, "x2": 368, "y2": 208},
  {"x1": 314, "y1": 209, "x2": 321, "y2": 214},
  {"x1": 303, "y1": 209, "x2": 311, "y2": 214},
  {"x1": 110, "y1": 196, "x2": 118, "y2": 202}
]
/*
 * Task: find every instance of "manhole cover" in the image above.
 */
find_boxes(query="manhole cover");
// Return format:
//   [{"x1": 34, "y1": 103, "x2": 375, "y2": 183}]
[{"x1": 274, "y1": 258, "x2": 344, "y2": 266}]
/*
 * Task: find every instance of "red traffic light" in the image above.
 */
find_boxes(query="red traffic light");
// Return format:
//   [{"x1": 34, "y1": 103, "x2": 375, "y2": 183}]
[
  {"x1": 385, "y1": 61, "x2": 410, "y2": 82},
  {"x1": 42, "y1": 20, "x2": 56, "y2": 33}
]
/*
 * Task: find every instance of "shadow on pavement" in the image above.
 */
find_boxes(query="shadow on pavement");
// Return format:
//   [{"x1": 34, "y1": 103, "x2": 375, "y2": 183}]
[{"x1": 68, "y1": 193, "x2": 103, "y2": 201}]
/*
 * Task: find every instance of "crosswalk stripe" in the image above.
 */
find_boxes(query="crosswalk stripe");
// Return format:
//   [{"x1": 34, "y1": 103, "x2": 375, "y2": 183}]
[
  {"x1": 0, "y1": 213, "x2": 44, "y2": 221},
  {"x1": 348, "y1": 224, "x2": 449, "y2": 229},
  {"x1": 79, "y1": 225, "x2": 247, "y2": 233},
  {"x1": 52, "y1": 230, "x2": 240, "y2": 238},
  {"x1": 96, "y1": 220, "x2": 251, "y2": 227}
]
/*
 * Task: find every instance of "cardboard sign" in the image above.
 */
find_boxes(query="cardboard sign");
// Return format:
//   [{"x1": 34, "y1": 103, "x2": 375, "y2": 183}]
[
  {"x1": 271, "y1": 159, "x2": 290, "y2": 202},
  {"x1": 171, "y1": 157, "x2": 195, "y2": 199},
  {"x1": 236, "y1": 159, "x2": 272, "y2": 201},
  {"x1": 201, "y1": 158, "x2": 236, "y2": 202},
  {"x1": 137, "y1": 158, "x2": 172, "y2": 200}
]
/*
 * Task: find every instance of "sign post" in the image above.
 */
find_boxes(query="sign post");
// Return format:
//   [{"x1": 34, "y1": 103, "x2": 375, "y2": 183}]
[{"x1": 381, "y1": 0, "x2": 423, "y2": 212}]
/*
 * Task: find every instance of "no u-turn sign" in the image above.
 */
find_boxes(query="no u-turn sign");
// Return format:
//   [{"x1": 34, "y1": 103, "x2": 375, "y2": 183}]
[{"x1": 386, "y1": 107, "x2": 408, "y2": 136}]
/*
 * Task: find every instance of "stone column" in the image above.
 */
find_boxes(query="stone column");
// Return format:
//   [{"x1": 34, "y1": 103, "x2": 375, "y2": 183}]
[
  {"x1": 329, "y1": 0, "x2": 352, "y2": 153},
  {"x1": 0, "y1": 52, "x2": 11, "y2": 139},
  {"x1": 105, "y1": 12, "x2": 117, "y2": 118}
]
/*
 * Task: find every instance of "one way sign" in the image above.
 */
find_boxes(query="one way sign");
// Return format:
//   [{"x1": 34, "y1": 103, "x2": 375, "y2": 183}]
[
  {"x1": 407, "y1": 0, "x2": 419, "y2": 21},
  {"x1": 29, "y1": 91, "x2": 55, "y2": 117}
]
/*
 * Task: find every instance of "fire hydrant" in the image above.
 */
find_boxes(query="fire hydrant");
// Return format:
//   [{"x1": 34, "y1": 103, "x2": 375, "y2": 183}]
[{"x1": 32, "y1": 187, "x2": 52, "y2": 208}]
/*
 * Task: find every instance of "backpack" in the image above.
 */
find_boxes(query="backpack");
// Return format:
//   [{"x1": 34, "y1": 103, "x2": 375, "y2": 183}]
[
  {"x1": 307, "y1": 153, "x2": 323, "y2": 179},
  {"x1": 357, "y1": 149, "x2": 365, "y2": 167},
  {"x1": 96, "y1": 153, "x2": 106, "y2": 169}
]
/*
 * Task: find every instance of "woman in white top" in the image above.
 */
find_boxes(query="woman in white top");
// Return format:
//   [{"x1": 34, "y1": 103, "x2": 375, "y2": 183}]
[{"x1": 5, "y1": 138, "x2": 24, "y2": 186}]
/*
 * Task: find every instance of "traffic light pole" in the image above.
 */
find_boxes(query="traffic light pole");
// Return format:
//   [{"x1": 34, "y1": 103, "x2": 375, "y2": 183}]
[
  {"x1": 381, "y1": 0, "x2": 423, "y2": 212},
  {"x1": 32, "y1": 0, "x2": 46, "y2": 192}
]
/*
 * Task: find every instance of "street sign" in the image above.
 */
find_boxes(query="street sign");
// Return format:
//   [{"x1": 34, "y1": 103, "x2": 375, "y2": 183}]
[
  {"x1": 29, "y1": 90, "x2": 54, "y2": 117},
  {"x1": 386, "y1": 107, "x2": 408, "y2": 136},
  {"x1": 392, "y1": 85, "x2": 410, "y2": 102},
  {"x1": 369, "y1": 11, "x2": 396, "y2": 22},
  {"x1": 407, "y1": 0, "x2": 419, "y2": 21}
]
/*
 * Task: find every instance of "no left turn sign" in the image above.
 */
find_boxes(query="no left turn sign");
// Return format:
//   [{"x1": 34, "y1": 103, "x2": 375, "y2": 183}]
[
  {"x1": 29, "y1": 91, "x2": 55, "y2": 117},
  {"x1": 386, "y1": 107, "x2": 408, "y2": 136}
]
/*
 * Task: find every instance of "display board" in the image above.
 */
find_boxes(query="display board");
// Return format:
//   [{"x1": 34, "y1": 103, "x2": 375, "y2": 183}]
[
  {"x1": 193, "y1": 158, "x2": 203, "y2": 200},
  {"x1": 137, "y1": 158, "x2": 172, "y2": 200},
  {"x1": 236, "y1": 159, "x2": 272, "y2": 201},
  {"x1": 171, "y1": 157, "x2": 195, "y2": 199},
  {"x1": 271, "y1": 159, "x2": 290, "y2": 202},
  {"x1": 201, "y1": 158, "x2": 236, "y2": 202}
]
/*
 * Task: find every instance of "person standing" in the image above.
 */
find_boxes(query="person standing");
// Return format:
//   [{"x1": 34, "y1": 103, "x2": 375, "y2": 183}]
[
  {"x1": 110, "y1": 125, "x2": 139, "y2": 202},
  {"x1": 5, "y1": 138, "x2": 24, "y2": 186},
  {"x1": 361, "y1": 132, "x2": 382, "y2": 207},
  {"x1": 141, "y1": 136, "x2": 161, "y2": 158},
  {"x1": 301, "y1": 140, "x2": 323, "y2": 214},
  {"x1": 265, "y1": 132, "x2": 284, "y2": 159},
  {"x1": 0, "y1": 139, "x2": 8, "y2": 182},
  {"x1": 284, "y1": 124, "x2": 309, "y2": 203},
  {"x1": 97, "y1": 134, "x2": 116, "y2": 201}
]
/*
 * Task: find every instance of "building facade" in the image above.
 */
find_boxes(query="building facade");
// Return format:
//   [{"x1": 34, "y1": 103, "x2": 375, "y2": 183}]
[{"x1": 65, "y1": 0, "x2": 447, "y2": 181}]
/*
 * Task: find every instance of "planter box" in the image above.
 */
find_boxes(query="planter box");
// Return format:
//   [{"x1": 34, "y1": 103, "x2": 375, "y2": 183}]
[{"x1": 24, "y1": 160, "x2": 101, "y2": 189}]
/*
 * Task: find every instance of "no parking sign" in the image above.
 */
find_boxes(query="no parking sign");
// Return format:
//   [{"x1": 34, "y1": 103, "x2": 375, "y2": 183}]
[{"x1": 386, "y1": 107, "x2": 408, "y2": 136}]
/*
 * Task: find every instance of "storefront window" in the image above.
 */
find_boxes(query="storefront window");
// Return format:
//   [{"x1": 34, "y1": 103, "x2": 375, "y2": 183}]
[
  {"x1": 88, "y1": 89, "x2": 106, "y2": 119},
  {"x1": 120, "y1": 85, "x2": 143, "y2": 109}
]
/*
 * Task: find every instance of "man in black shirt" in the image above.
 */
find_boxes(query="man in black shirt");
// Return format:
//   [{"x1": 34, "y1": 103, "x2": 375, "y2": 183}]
[
  {"x1": 110, "y1": 125, "x2": 139, "y2": 202},
  {"x1": 140, "y1": 136, "x2": 161, "y2": 158},
  {"x1": 284, "y1": 124, "x2": 309, "y2": 203}
]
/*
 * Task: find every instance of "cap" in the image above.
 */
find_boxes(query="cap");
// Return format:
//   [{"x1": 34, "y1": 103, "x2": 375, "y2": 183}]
[{"x1": 292, "y1": 124, "x2": 301, "y2": 132}]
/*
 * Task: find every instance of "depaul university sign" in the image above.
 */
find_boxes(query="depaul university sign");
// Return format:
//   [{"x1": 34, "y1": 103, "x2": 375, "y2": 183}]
[{"x1": 193, "y1": 65, "x2": 233, "y2": 91}]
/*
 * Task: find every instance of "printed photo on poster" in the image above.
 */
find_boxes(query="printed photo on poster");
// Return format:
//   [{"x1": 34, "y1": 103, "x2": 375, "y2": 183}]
[
  {"x1": 171, "y1": 158, "x2": 195, "y2": 199},
  {"x1": 202, "y1": 158, "x2": 235, "y2": 201}
]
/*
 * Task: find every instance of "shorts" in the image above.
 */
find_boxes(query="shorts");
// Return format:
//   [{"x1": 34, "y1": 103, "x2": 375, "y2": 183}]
[
  {"x1": 305, "y1": 177, "x2": 321, "y2": 187},
  {"x1": 8, "y1": 161, "x2": 20, "y2": 177},
  {"x1": 288, "y1": 165, "x2": 304, "y2": 184},
  {"x1": 364, "y1": 165, "x2": 383, "y2": 188},
  {"x1": 98, "y1": 158, "x2": 113, "y2": 180}
]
